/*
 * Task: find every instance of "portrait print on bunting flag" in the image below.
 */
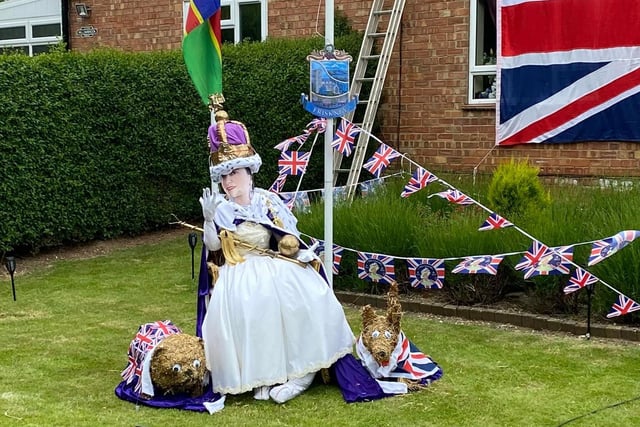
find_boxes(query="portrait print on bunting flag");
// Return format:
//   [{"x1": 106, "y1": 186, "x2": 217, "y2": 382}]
[
  {"x1": 357, "y1": 252, "x2": 396, "y2": 285},
  {"x1": 407, "y1": 258, "x2": 445, "y2": 289},
  {"x1": 497, "y1": 0, "x2": 640, "y2": 145}
]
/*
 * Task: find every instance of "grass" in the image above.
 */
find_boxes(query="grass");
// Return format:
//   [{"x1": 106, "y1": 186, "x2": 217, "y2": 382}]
[{"x1": 2, "y1": 233, "x2": 640, "y2": 426}]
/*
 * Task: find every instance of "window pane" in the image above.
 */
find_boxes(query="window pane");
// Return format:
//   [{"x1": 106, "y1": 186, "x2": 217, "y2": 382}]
[
  {"x1": 0, "y1": 46, "x2": 29, "y2": 55},
  {"x1": 32, "y1": 44, "x2": 52, "y2": 55},
  {"x1": 33, "y1": 23, "x2": 61, "y2": 38},
  {"x1": 472, "y1": 74, "x2": 496, "y2": 100},
  {"x1": 239, "y1": 3, "x2": 261, "y2": 42},
  {"x1": 221, "y1": 5, "x2": 231, "y2": 20},
  {"x1": 221, "y1": 28, "x2": 234, "y2": 44},
  {"x1": 475, "y1": 0, "x2": 496, "y2": 66},
  {"x1": 0, "y1": 26, "x2": 26, "y2": 41}
]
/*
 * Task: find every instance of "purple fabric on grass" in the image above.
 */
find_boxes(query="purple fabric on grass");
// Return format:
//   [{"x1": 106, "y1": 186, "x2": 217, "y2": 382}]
[{"x1": 115, "y1": 380, "x2": 221, "y2": 412}]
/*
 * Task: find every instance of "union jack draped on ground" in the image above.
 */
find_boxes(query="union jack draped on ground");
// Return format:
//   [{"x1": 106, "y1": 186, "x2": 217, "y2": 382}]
[
  {"x1": 519, "y1": 246, "x2": 574, "y2": 280},
  {"x1": 401, "y1": 167, "x2": 438, "y2": 198},
  {"x1": 606, "y1": 294, "x2": 640, "y2": 318},
  {"x1": 497, "y1": 0, "x2": 640, "y2": 145},
  {"x1": 362, "y1": 143, "x2": 401, "y2": 178},
  {"x1": 478, "y1": 212, "x2": 514, "y2": 231},
  {"x1": 310, "y1": 238, "x2": 344, "y2": 274},
  {"x1": 357, "y1": 252, "x2": 396, "y2": 285},
  {"x1": 387, "y1": 332, "x2": 443, "y2": 381},
  {"x1": 331, "y1": 118, "x2": 359, "y2": 156},
  {"x1": 564, "y1": 268, "x2": 598, "y2": 295},
  {"x1": 429, "y1": 189, "x2": 474, "y2": 205},
  {"x1": 278, "y1": 151, "x2": 310, "y2": 176},
  {"x1": 406, "y1": 258, "x2": 445, "y2": 289},
  {"x1": 121, "y1": 320, "x2": 182, "y2": 393},
  {"x1": 588, "y1": 230, "x2": 640, "y2": 266},
  {"x1": 452, "y1": 255, "x2": 504, "y2": 275}
]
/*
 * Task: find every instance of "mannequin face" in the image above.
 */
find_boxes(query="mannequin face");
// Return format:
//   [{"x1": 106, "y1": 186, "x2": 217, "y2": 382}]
[{"x1": 221, "y1": 168, "x2": 253, "y2": 204}]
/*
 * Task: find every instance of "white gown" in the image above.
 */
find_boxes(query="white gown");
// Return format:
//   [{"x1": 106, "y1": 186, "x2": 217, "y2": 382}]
[{"x1": 201, "y1": 208, "x2": 355, "y2": 395}]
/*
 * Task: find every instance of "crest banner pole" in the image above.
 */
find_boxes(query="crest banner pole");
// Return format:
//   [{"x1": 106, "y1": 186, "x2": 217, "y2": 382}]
[{"x1": 324, "y1": 0, "x2": 335, "y2": 288}]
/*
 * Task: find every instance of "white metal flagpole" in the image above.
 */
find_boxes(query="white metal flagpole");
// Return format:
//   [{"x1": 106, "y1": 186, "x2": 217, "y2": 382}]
[{"x1": 324, "y1": 0, "x2": 334, "y2": 288}]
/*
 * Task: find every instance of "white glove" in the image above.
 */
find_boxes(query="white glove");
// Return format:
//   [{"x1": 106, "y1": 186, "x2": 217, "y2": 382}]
[
  {"x1": 296, "y1": 241, "x2": 321, "y2": 263},
  {"x1": 199, "y1": 187, "x2": 224, "y2": 221}
]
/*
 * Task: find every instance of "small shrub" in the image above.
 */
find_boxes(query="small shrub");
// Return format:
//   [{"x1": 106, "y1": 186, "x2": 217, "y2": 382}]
[{"x1": 487, "y1": 158, "x2": 551, "y2": 217}]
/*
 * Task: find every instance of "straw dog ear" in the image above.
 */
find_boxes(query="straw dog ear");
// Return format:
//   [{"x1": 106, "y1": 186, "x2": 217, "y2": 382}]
[
  {"x1": 386, "y1": 282, "x2": 402, "y2": 335},
  {"x1": 361, "y1": 305, "x2": 377, "y2": 330}
]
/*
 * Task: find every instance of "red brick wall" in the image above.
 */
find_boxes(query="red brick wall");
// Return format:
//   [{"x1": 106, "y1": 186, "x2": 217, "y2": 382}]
[
  {"x1": 68, "y1": 0, "x2": 183, "y2": 52},
  {"x1": 68, "y1": 0, "x2": 640, "y2": 177}
]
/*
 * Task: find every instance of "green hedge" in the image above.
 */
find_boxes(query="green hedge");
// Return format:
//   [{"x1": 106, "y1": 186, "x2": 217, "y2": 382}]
[{"x1": 0, "y1": 34, "x2": 363, "y2": 253}]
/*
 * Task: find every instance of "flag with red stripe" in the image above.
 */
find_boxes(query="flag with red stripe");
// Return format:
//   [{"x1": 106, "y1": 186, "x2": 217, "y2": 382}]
[{"x1": 497, "y1": 0, "x2": 640, "y2": 145}]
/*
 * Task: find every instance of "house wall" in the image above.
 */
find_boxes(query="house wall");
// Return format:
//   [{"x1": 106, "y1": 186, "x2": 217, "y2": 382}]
[
  {"x1": 68, "y1": 0, "x2": 183, "y2": 52},
  {"x1": 68, "y1": 0, "x2": 640, "y2": 177}
]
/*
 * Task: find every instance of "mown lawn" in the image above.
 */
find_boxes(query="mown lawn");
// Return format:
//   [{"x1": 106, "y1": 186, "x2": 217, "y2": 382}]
[{"x1": 1, "y1": 233, "x2": 640, "y2": 427}]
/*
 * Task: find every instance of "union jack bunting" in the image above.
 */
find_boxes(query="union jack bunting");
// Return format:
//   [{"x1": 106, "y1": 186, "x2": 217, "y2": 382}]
[
  {"x1": 268, "y1": 174, "x2": 287, "y2": 193},
  {"x1": 280, "y1": 191, "x2": 310, "y2": 213},
  {"x1": 278, "y1": 150, "x2": 310, "y2": 176},
  {"x1": 406, "y1": 258, "x2": 445, "y2": 289},
  {"x1": 452, "y1": 255, "x2": 504, "y2": 275},
  {"x1": 588, "y1": 230, "x2": 640, "y2": 266},
  {"x1": 401, "y1": 167, "x2": 438, "y2": 198},
  {"x1": 331, "y1": 118, "x2": 359, "y2": 156},
  {"x1": 360, "y1": 178, "x2": 384, "y2": 198},
  {"x1": 564, "y1": 268, "x2": 599, "y2": 295},
  {"x1": 357, "y1": 252, "x2": 396, "y2": 285},
  {"x1": 310, "y1": 238, "x2": 343, "y2": 275},
  {"x1": 515, "y1": 241, "x2": 550, "y2": 271},
  {"x1": 429, "y1": 189, "x2": 474, "y2": 205},
  {"x1": 362, "y1": 143, "x2": 401, "y2": 178},
  {"x1": 606, "y1": 294, "x2": 640, "y2": 319},
  {"x1": 121, "y1": 320, "x2": 181, "y2": 393},
  {"x1": 478, "y1": 212, "x2": 514, "y2": 231},
  {"x1": 520, "y1": 246, "x2": 574, "y2": 280},
  {"x1": 306, "y1": 117, "x2": 327, "y2": 134}
]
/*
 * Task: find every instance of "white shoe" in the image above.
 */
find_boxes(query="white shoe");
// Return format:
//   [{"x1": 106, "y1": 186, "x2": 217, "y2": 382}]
[
  {"x1": 253, "y1": 386, "x2": 271, "y2": 400},
  {"x1": 269, "y1": 372, "x2": 316, "y2": 404}
]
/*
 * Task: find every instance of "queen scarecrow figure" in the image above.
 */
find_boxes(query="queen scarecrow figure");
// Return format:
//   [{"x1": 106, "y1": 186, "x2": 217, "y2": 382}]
[{"x1": 197, "y1": 109, "x2": 356, "y2": 403}]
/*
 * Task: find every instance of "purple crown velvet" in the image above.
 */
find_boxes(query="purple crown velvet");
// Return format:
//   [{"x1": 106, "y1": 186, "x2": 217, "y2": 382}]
[{"x1": 208, "y1": 122, "x2": 248, "y2": 152}]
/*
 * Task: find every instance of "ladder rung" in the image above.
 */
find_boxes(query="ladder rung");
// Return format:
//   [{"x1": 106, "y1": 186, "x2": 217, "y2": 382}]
[
  {"x1": 367, "y1": 32, "x2": 386, "y2": 38},
  {"x1": 361, "y1": 55, "x2": 380, "y2": 60},
  {"x1": 356, "y1": 77, "x2": 375, "y2": 83},
  {"x1": 335, "y1": 168, "x2": 351, "y2": 173},
  {"x1": 373, "y1": 9, "x2": 393, "y2": 16},
  {"x1": 357, "y1": 99, "x2": 369, "y2": 105}
]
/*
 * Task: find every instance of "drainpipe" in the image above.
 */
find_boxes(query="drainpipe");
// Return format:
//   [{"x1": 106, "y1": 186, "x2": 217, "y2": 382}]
[{"x1": 61, "y1": 0, "x2": 71, "y2": 50}]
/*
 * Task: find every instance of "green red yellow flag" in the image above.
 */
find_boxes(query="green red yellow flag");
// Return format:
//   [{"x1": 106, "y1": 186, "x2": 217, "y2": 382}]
[{"x1": 183, "y1": 0, "x2": 222, "y2": 105}]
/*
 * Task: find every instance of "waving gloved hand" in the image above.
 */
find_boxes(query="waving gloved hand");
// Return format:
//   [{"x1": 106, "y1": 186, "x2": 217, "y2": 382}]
[
  {"x1": 199, "y1": 187, "x2": 224, "y2": 221},
  {"x1": 296, "y1": 240, "x2": 321, "y2": 263}
]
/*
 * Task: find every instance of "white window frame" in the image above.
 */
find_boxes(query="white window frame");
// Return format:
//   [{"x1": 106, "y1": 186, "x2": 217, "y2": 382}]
[
  {"x1": 183, "y1": 0, "x2": 267, "y2": 43},
  {"x1": 468, "y1": 0, "x2": 497, "y2": 104},
  {"x1": 0, "y1": 18, "x2": 61, "y2": 56}
]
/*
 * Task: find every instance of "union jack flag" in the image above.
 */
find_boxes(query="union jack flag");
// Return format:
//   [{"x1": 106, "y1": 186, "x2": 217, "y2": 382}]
[
  {"x1": 268, "y1": 174, "x2": 287, "y2": 193},
  {"x1": 121, "y1": 320, "x2": 181, "y2": 393},
  {"x1": 588, "y1": 230, "x2": 640, "y2": 266},
  {"x1": 310, "y1": 238, "x2": 343, "y2": 275},
  {"x1": 306, "y1": 117, "x2": 327, "y2": 134},
  {"x1": 497, "y1": 0, "x2": 640, "y2": 145},
  {"x1": 357, "y1": 252, "x2": 395, "y2": 285},
  {"x1": 278, "y1": 150, "x2": 310, "y2": 176},
  {"x1": 389, "y1": 332, "x2": 443, "y2": 381},
  {"x1": 606, "y1": 294, "x2": 640, "y2": 318},
  {"x1": 279, "y1": 191, "x2": 310, "y2": 213},
  {"x1": 274, "y1": 134, "x2": 308, "y2": 151},
  {"x1": 363, "y1": 143, "x2": 401, "y2": 178},
  {"x1": 564, "y1": 268, "x2": 599, "y2": 295},
  {"x1": 401, "y1": 167, "x2": 438, "y2": 198},
  {"x1": 520, "y1": 246, "x2": 574, "y2": 280},
  {"x1": 515, "y1": 241, "x2": 550, "y2": 271},
  {"x1": 331, "y1": 118, "x2": 359, "y2": 156},
  {"x1": 406, "y1": 258, "x2": 445, "y2": 289},
  {"x1": 478, "y1": 212, "x2": 514, "y2": 231},
  {"x1": 452, "y1": 255, "x2": 504, "y2": 275},
  {"x1": 429, "y1": 189, "x2": 474, "y2": 205}
]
